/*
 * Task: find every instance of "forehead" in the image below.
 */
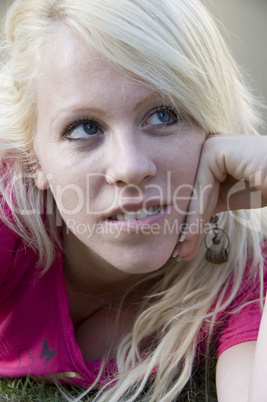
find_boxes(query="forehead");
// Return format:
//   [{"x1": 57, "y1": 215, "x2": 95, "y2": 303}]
[
  {"x1": 37, "y1": 27, "x2": 111, "y2": 91},
  {"x1": 35, "y1": 26, "x2": 156, "y2": 115}
]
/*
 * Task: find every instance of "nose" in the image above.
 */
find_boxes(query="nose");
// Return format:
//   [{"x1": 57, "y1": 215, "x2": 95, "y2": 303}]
[{"x1": 105, "y1": 133, "x2": 157, "y2": 186}]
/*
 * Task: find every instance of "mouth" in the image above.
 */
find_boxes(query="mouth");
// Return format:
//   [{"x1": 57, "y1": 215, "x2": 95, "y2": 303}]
[{"x1": 108, "y1": 205, "x2": 163, "y2": 221}]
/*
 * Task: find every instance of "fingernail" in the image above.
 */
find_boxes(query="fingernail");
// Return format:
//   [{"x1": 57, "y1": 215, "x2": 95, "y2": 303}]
[
  {"x1": 172, "y1": 248, "x2": 179, "y2": 258},
  {"x1": 179, "y1": 232, "x2": 186, "y2": 243}
]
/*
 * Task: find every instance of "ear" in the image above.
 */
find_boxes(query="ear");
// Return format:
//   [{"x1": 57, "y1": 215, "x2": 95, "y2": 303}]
[{"x1": 34, "y1": 169, "x2": 49, "y2": 190}]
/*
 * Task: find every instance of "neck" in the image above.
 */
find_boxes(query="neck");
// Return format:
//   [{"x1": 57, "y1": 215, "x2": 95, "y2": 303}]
[{"x1": 62, "y1": 228, "x2": 154, "y2": 326}]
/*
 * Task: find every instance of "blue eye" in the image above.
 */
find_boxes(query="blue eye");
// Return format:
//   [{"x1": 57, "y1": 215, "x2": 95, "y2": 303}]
[
  {"x1": 82, "y1": 122, "x2": 99, "y2": 136},
  {"x1": 144, "y1": 107, "x2": 179, "y2": 127},
  {"x1": 63, "y1": 119, "x2": 102, "y2": 141}
]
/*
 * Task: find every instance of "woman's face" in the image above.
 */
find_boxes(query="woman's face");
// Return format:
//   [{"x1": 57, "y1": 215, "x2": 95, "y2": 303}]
[{"x1": 34, "y1": 27, "x2": 206, "y2": 275}]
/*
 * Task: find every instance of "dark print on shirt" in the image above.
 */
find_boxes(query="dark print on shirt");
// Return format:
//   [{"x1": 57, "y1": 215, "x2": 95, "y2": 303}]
[
  {"x1": 40, "y1": 339, "x2": 57, "y2": 365},
  {"x1": 17, "y1": 349, "x2": 34, "y2": 368}
]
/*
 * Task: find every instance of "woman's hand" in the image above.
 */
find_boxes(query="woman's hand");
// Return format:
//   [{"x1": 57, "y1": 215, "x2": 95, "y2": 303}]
[{"x1": 175, "y1": 135, "x2": 267, "y2": 261}]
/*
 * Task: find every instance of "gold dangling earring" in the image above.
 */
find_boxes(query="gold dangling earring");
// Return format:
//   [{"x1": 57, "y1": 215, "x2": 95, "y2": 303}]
[{"x1": 204, "y1": 215, "x2": 230, "y2": 264}]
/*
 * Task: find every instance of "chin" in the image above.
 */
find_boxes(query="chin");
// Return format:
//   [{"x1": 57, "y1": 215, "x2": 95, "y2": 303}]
[{"x1": 114, "y1": 252, "x2": 172, "y2": 275}]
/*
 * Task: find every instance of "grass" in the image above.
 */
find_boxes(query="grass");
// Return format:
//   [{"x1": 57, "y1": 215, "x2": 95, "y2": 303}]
[
  {"x1": 0, "y1": 359, "x2": 218, "y2": 401},
  {"x1": 0, "y1": 376, "x2": 88, "y2": 402}
]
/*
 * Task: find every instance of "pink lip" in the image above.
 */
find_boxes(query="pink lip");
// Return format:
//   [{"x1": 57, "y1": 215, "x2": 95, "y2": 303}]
[
  {"x1": 105, "y1": 200, "x2": 168, "y2": 218},
  {"x1": 105, "y1": 205, "x2": 172, "y2": 233}
]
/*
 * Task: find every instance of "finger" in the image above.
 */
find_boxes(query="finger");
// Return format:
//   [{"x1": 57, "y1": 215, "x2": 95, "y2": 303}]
[{"x1": 178, "y1": 173, "x2": 220, "y2": 260}]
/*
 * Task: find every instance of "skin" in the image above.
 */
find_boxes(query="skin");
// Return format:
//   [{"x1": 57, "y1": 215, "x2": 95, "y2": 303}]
[
  {"x1": 176, "y1": 136, "x2": 267, "y2": 260},
  {"x1": 32, "y1": 25, "x2": 267, "y2": 399},
  {"x1": 249, "y1": 296, "x2": 267, "y2": 401},
  {"x1": 34, "y1": 27, "x2": 206, "y2": 358},
  {"x1": 216, "y1": 341, "x2": 256, "y2": 401}
]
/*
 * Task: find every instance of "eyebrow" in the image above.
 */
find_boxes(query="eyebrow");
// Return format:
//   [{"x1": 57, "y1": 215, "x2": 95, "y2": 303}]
[
  {"x1": 49, "y1": 106, "x2": 104, "y2": 130},
  {"x1": 49, "y1": 91, "x2": 166, "y2": 130},
  {"x1": 132, "y1": 92, "x2": 165, "y2": 112}
]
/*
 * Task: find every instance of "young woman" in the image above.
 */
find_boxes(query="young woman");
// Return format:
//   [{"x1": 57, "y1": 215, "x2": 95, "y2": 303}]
[{"x1": 0, "y1": 0, "x2": 267, "y2": 400}]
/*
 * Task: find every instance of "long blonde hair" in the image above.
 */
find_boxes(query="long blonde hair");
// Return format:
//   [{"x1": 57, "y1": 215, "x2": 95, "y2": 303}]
[{"x1": 0, "y1": 0, "x2": 266, "y2": 400}]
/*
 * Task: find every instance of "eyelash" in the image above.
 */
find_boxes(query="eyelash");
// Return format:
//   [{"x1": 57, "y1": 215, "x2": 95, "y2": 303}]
[
  {"x1": 60, "y1": 116, "x2": 101, "y2": 142},
  {"x1": 60, "y1": 105, "x2": 180, "y2": 142},
  {"x1": 146, "y1": 105, "x2": 180, "y2": 126}
]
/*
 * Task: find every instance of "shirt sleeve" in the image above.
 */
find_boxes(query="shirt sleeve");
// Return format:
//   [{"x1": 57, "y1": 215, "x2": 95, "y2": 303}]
[{"x1": 217, "y1": 252, "x2": 267, "y2": 357}]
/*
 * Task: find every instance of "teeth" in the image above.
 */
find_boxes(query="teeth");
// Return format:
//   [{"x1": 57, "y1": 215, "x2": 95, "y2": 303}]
[
  {"x1": 136, "y1": 209, "x2": 149, "y2": 220},
  {"x1": 110, "y1": 205, "x2": 163, "y2": 221},
  {"x1": 125, "y1": 212, "x2": 137, "y2": 221}
]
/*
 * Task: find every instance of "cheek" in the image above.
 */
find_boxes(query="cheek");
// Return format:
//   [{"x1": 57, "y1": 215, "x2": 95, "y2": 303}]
[
  {"x1": 168, "y1": 142, "x2": 202, "y2": 181},
  {"x1": 34, "y1": 150, "x2": 95, "y2": 218},
  {"x1": 48, "y1": 172, "x2": 110, "y2": 221},
  {"x1": 51, "y1": 182, "x2": 85, "y2": 217},
  {"x1": 168, "y1": 141, "x2": 204, "y2": 211}
]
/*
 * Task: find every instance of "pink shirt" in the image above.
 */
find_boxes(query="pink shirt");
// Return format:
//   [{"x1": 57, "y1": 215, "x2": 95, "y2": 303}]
[{"x1": 0, "y1": 203, "x2": 266, "y2": 387}]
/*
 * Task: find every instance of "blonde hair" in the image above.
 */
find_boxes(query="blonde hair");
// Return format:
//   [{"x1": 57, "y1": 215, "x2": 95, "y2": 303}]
[{"x1": 0, "y1": 0, "x2": 266, "y2": 400}]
